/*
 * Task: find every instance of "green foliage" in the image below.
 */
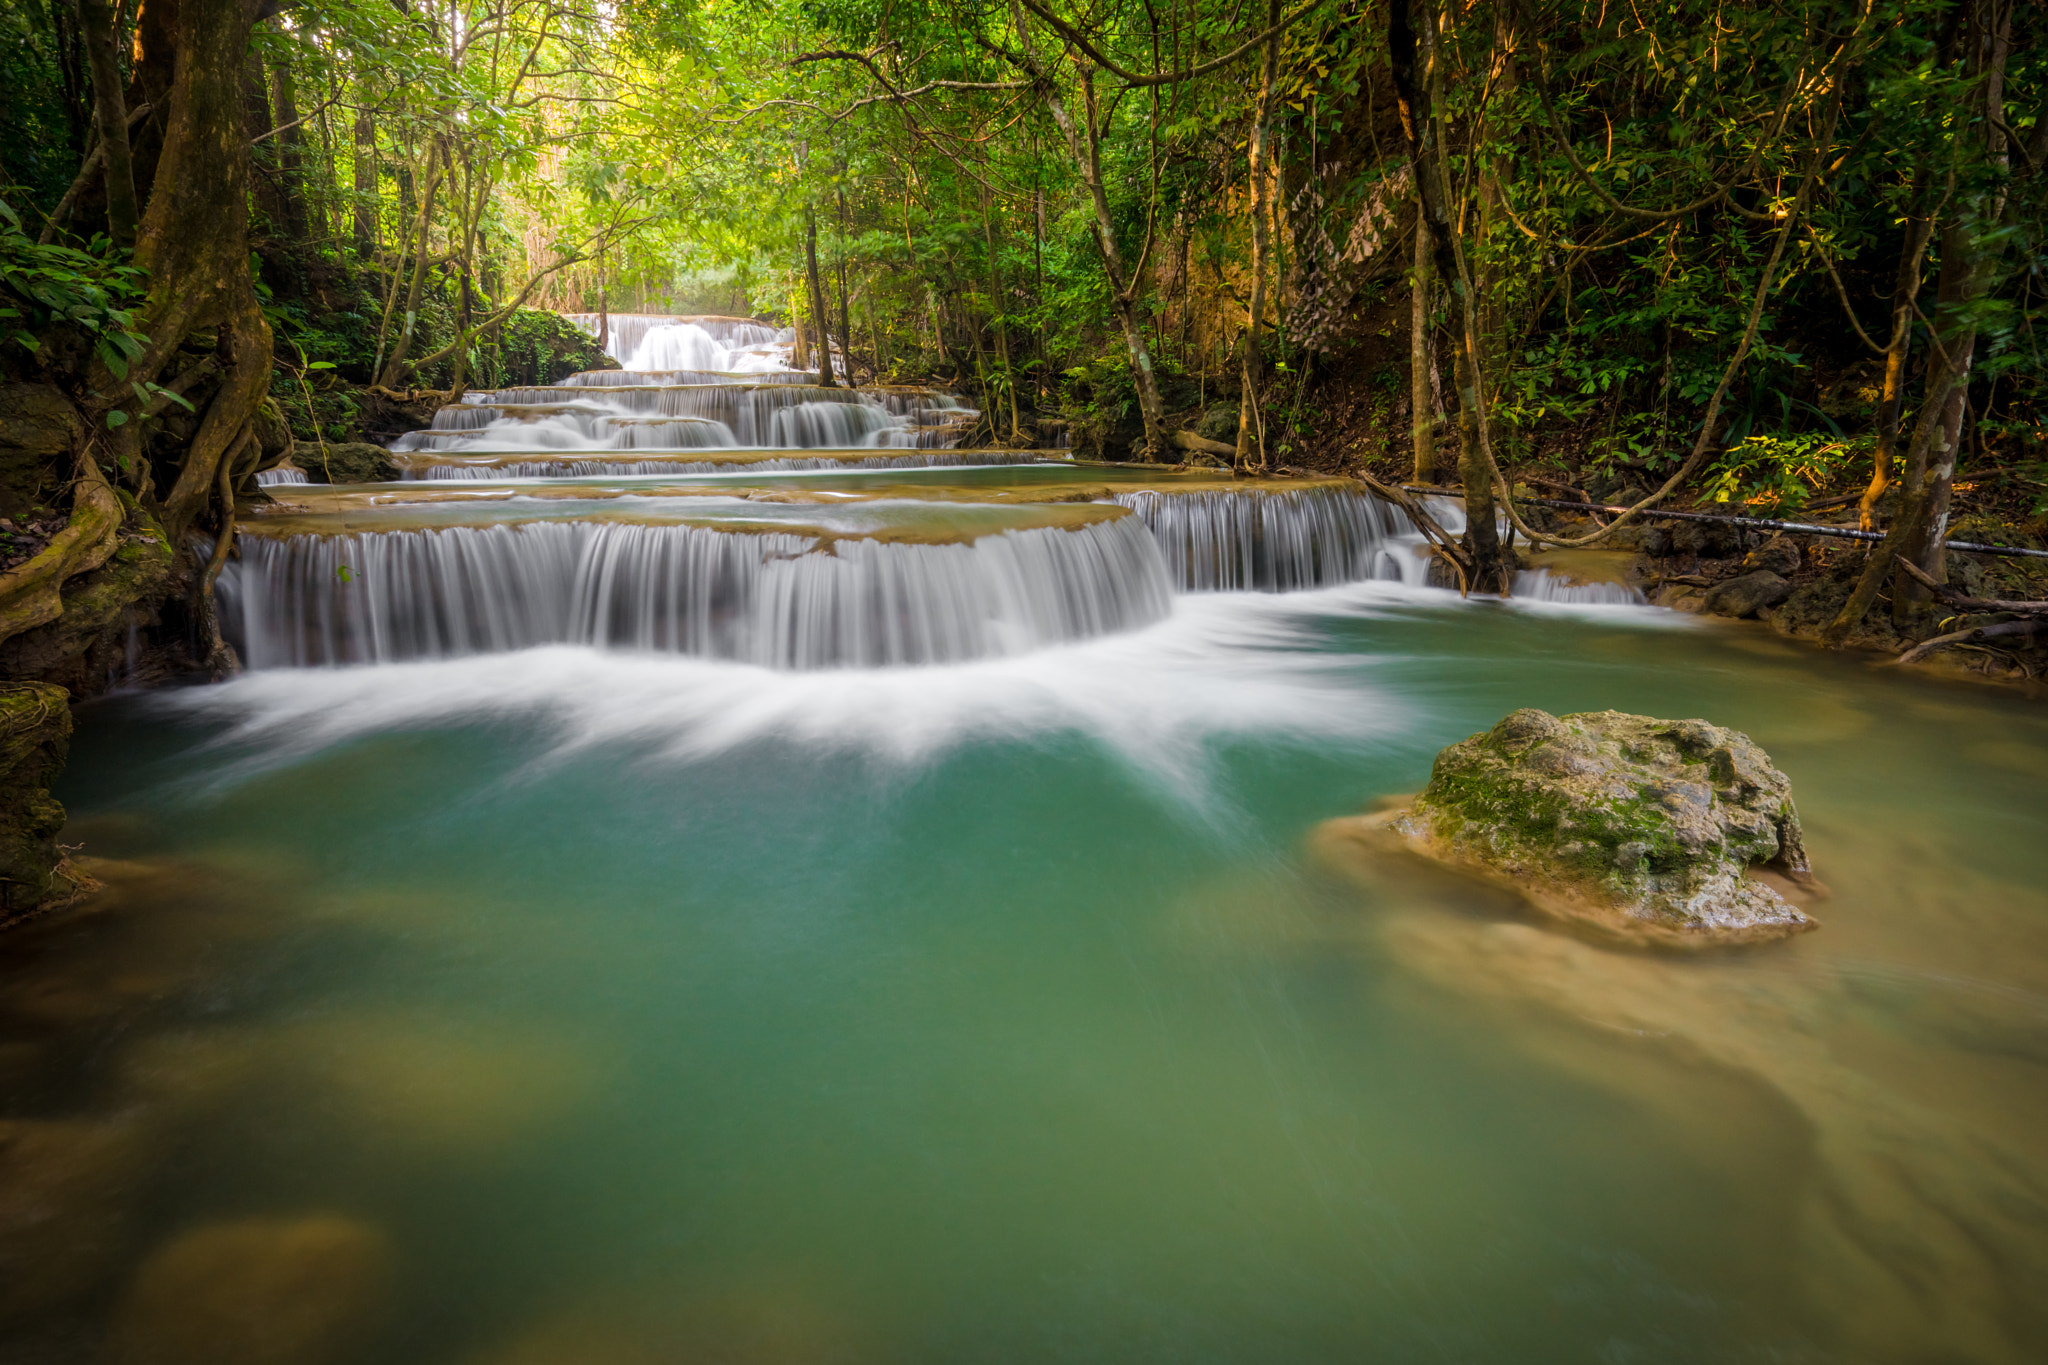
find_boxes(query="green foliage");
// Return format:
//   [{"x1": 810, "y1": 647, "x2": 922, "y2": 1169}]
[
  {"x1": 0, "y1": 197, "x2": 146, "y2": 364},
  {"x1": 1703, "y1": 433, "x2": 1873, "y2": 513}
]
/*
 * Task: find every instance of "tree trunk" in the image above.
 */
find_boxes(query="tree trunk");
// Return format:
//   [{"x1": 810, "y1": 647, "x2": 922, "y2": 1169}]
[
  {"x1": 1857, "y1": 180, "x2": 1933, "y2": 530},
  {"x1": 981, "y1": 189, "x2": 1019, "y2": 440},
  {"x1": 1409, "y1": 210, "x2": 1437, "y2": 483},
  {"x1": 1009, "y1": 1, "x2": 1166, "y2": 459},
  {"x1": 837, "y1": 186, "x2": 853, "y2": 382},
  {"x1": 241, "y1": 49, "x2": 283, "y2": 234},
  {"x1": 106, "y1": 0, "x2": 275, "y2": 551},
  {"x1": 1235, "y1": 0, "x2": 1282, "y2": 471},
  {"x1": 270, "y1": 51, "x2": 306, "y2": 241},
  {"x1": 1825, "y1": 0, "x2": 2034, "y2": 643},
  {"x1": 375, "y1": 143, "x2": 443, "y2": 387},
  {"x1": 351, "y1": 103, "x2": 376, "y2": 260},
  {"x1": 76, "y1": 0, "x2": 139, "y2": 246},
  {"x1": 805, "y1": 202, "x2": 837, "y2": 387},
  {"x1": 1388, "y1": 0, "x2": 1506, "y2": 591}
]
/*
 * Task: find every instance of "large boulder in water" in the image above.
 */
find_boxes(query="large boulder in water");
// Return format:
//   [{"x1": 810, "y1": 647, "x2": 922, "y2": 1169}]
[{"x1": 1332, "y1": 709, "x2": 1818, "y2": 947}]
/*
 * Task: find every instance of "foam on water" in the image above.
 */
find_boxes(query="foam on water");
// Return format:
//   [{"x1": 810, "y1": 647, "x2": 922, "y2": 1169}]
[{"x1": 158, "y1": 584, "x2": 1409, "y2": 792}]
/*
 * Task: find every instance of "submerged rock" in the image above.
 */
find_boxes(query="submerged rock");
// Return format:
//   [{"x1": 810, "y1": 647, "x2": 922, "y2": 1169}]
[
  {"x1": 113, "y1": 1215, "x2": 391, "y2": 1365},
  {"x1": 1331, "y1": 709, "x2": 1818, "y2": 947},
  {"x1": 0, "y1": 1117, "x2": 148, "y2": 1325}
]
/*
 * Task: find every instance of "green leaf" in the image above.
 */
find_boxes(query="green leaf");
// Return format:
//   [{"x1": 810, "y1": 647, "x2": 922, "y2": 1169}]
[
  {"x1": 307, "y1": 361, "x2": 337, "y2": 370},
  {"x1": 106, "y1": 409, "x2": 129, "y2": 428}
]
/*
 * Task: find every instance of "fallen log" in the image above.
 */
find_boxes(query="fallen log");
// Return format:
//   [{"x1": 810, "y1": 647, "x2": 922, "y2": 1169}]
[
  {"x1": 1895, "y1": 618, "x2": 2046, "y2": 666},
  {"x1": 1895, "y1": 558, "x2": 2048, "y2": 616},
  {"x1": 1399, "y1": 486, "x2": 2048, "y2": 561},
  {"x1": 1168, "y1": 430, "x2": 1237, "y2": 458}
]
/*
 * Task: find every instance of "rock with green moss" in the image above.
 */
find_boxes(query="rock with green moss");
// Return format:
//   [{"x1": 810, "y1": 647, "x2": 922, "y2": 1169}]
[
  {"x1": 296, "y1": 442, "x2": 397, "y2": 484},
  {"x1": 0, "y1": 682, "x2": 71, "y2": 920},
  {"x1": 1371, "y1": 709, "x2": 1817, "y2": 946}
]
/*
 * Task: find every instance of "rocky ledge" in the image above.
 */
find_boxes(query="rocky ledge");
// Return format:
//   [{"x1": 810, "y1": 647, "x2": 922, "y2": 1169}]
[{"x1": 1324, "y1": 709, "x2": 1820, "y2": 947}]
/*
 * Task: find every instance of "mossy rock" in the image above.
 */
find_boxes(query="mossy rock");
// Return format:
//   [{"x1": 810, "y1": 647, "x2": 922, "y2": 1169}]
[
  {"x1": 296, "y1": 442, "x2": 398, "y2": 484},
  {"x1": 0, "y1": 518, "x2": 175, "y2": 691},
  {"x1": 0, "y1": 682, "x2": 72, "y2": 919},
  {"x1": 0, "y1": 382, "x2": 83, "y2": 519},
  {"x1": 1329, "y1": 709, "x2": 1819, "y2": 947}
]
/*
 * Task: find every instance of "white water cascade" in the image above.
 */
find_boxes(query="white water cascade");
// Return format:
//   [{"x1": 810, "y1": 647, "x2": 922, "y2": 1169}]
[
  {"x1": 1113, "y1": 486, "x2": 1418, "y2": 591},
  {"x1": 390, "y1": 314, "x2": 979, "y2": 467},
  {"x1": 229, "y1": 313, "x2": 1644, "y2": 671},
  {"x1": 560, "y1": 313, "x2": 805, "y2": 373},
  {"x1": 221, "y1": 515, "x2": 1173, "y2": 669}
]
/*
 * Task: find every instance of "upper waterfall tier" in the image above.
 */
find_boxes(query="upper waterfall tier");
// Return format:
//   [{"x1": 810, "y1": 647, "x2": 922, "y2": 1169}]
[
  {"x1": 560, "y1": 312, "x2": 830, "y2": 374},
  {"x1": 391, "y1": 366, "x2": 982, "y2": 465}
]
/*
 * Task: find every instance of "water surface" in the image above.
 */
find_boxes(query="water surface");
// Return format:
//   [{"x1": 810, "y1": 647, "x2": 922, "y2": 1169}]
[{"x1": 6, "y1": 587, "x2": 2046, "y2": 1363}]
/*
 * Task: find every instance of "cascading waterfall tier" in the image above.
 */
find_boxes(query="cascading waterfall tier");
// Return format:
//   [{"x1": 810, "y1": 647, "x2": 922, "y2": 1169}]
[
  {"x1": 398, "y1": 450, "x2": 1051, "y2": 481},
  {"x1": 219, "y1": 510, "x2": 1173, "y2": 670},
  {"x1": 560, "y1": 313, "x2": 801, "y2": 373},
  {"x1": 391, "y1": 380, "x2": 975, "y2": 460},
  {"x1": 1112, "y1": 486, "x2": 1416, "y2": 591}
]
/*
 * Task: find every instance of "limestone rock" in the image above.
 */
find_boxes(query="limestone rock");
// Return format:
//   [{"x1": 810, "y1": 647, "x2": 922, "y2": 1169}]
[
  {"x1": 0, "y1": 382, "x2": 83, "y2": 518},
  {"x1": 297, "y1": 442, "x2": 397, "y2": 484},
  {"x1": 0, "y1": 523, "x2": 175, "y2": 693},
  {"x1": 1740, "y1": 534, "x2": 1802, "y2": 577},
  {"x1": 252, "y1": 398, "x2": 294, "y2": 467},
  {"x1": 1703, "y1": 569, "x2": 1793, "y2": 618},
  {"x1": 113, "y1": 1215, "x2": 392, "y2": 1365},
  {"x1": 1338, "y1": 708, "x2": 1817, "y2": 947},
  {"x1": 0, "y1": 682, "x2": 72, "y2": 918}
]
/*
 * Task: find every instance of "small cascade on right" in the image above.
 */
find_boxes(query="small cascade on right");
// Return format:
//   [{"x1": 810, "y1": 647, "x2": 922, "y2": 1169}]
[
  {"x1": 1111, "y1": 485, "x2": 1415, "y2": 591},
  {"x1": 1413, "y1": 494, "x2": 1649, "y2": 604}
]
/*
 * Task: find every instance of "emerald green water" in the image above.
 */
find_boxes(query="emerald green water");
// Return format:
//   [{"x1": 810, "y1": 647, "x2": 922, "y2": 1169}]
[{"x1": 8, "y1": 588, "x2": 2047, "y2": 1363}]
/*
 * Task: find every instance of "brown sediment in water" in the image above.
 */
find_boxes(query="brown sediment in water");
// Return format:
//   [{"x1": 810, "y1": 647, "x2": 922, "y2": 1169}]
[
  {"x1": 111, "y1": 1214, "x2": 393, "y2": 1365},
  {"x1": 1303, "y1": 788, "x2": 2048, "y2": 1365},
  {"x1": 1517, "y1": 547, "x2": 1639, "y2": 589},
  {"x1": 269, "y1": 1011, "x2": 609, "y2": 1155},
  {"x1": 0, "y1": 1115, "x2": 150, "y2": 1327},
  {"x1": 462, "y1": 1278, "x2": 874, "y2": 1365}
]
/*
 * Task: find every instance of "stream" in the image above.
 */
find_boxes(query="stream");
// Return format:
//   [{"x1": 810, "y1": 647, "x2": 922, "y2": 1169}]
[{"x1": 4, "y1": 318, "x2": 2044, "y2": 1364}]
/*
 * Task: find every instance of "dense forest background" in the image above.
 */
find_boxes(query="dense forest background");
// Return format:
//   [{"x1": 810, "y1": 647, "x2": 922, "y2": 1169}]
[{"x1": 1, "y1": 0, "x2": 2044, "y2": 651}]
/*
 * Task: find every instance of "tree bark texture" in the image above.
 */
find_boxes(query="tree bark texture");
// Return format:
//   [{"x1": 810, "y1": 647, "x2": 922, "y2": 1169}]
[
  {"x1": 352, "y1": 104, "x2": 377, "y2": 260},
  {"x1": 805, "y1": 202, "x2": 838, "y2": 387},
  {"x1": 1388, "y1": 0, "x2": 1506, "y2": 591},
  {"x1": 1010, "y1": 0, "x2": 1167, "y2": 458},
  {"x1": 112, "y1": 0, "x2": 276, "y2": 547},
  {"x1": 1409, "y1": 209, "x2": 1436, "y2": 483},
  {"x1": 1825, "y1": 0, "x2": 2037, "y2": 642},
  {"x1": 1235, "y1": 0, "x2": 1282, "y2": 470},
  {"x1": 270, "y1": 50, "x2": 306, "y2": 240},
  {"x1": 77, "y1": 0, "x2": 139, "y2": 246}
]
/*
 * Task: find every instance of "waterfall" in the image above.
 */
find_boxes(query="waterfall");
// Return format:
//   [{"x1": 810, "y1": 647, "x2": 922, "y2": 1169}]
[
  {"x1": 560, "y1": 313, "x2": 809, "y2": 373},
  {"x1": 401, "y1": 451, "x2": 1051, "y2": 480},
  {"x1": 219, "y1": 516, "x2": 1172, "y2": 669},
  {"x1": 392, "y1": 382, "x2": 979, "y2": 457},
  {"x1": 1112, "y1": 487, "x2": 1415, "y2": 591}
]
